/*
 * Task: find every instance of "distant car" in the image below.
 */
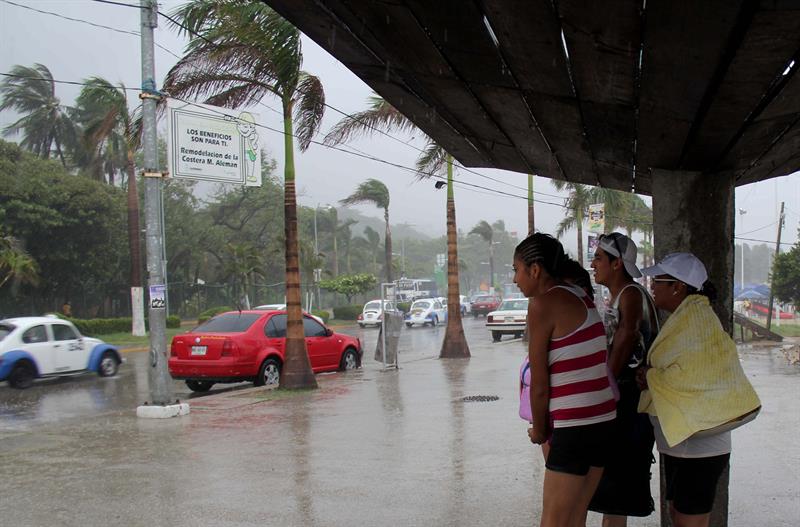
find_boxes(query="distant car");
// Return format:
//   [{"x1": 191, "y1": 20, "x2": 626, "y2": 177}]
[
  {"x1": 486, "y1": 298, "x2": 529, "y2": 342},
  {"x1": 357, "y1": 300, "x2": 396, "y2": 328},
  {"x1": 255, "y1": 303, "x2": 286, "y2": 310},
  {"x1": 471, "y1": 295, "x2": 502, "y2": 317},
  {"x1": 0, "y1": 316, "x2": 122, "y2": 389},
  {"x1": 169, "y1": 310, "x2": 362, "y2": 392},
  {"x1": 459, "y1": 295, "x2": 471, "y2": 315},
  {"x1": 405, "y1": 298, "x2": 447, "y2": 327}
]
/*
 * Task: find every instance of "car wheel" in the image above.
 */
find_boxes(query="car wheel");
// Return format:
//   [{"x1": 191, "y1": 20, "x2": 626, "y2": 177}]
[
  {"x1": 185, "y1": 380, "x2": 214, "y2": 392},
  {"x1": 339, "y1": 348, "x2": 358, "y2": 371},
  {"x1": 254, "y1": 358, "x2": 281, "y2": 387},
  {"x1": 97, "y1": 351, "x2": 119, "y2": 377},
  {"x1": 405, "y1": 322, "x2": 412, "y2": 328},
  {"x1": 514, "y1": 332, "x2": 523, "y2": 339},
  {"x1": 473, "y1": 312, "x2": 479, "y2": 318},
  {"x1": 492, "y1": 331, "x2": 502, "y2": 342},
  {"x1": 8, "y1": 361, "x2": 35, "y2": 389}
]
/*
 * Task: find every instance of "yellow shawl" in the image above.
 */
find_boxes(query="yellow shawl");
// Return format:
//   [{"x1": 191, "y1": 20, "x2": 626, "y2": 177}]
[{"x1": 638, "y1": 295, "x2": 760, "y2": 447}]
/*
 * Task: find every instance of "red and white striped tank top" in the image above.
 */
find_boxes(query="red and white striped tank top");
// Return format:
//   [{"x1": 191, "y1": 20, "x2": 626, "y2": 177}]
[{"x1": 548, "y1": 285, "x2": 616, "y2": 428}]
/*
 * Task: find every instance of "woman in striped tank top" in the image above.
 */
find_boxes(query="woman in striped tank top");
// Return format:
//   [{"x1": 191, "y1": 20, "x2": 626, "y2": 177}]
[{"x1": 513, "y1": 233, "x2": 617, "y2": 527}]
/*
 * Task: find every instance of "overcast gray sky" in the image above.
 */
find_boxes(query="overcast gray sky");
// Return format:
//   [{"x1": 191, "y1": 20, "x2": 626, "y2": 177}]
[{"x1": 1, "y1": 0, "x2": 797, "y2": 258}]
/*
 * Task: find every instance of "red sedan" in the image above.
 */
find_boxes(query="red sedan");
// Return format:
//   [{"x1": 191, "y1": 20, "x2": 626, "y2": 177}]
[{"x1": 169, "y1": 310, "x2": 362, "y2": 392}]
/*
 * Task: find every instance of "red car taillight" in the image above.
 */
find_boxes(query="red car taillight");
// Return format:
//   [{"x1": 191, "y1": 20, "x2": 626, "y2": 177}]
[
  {"x1": 487, "y1": 315, "x2": 494, "y2": 322},
  {"x1": 222, "y1": 338, "x2": 237, "y2": 357},
  {"x1": 357, "y1": 313, "x2": 363, "y2": 320}
]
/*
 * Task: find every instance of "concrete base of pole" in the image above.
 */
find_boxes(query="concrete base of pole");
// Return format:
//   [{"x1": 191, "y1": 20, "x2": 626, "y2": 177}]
[{"x1": 136, "y1": 402, "x2": 190, "y2": 419}]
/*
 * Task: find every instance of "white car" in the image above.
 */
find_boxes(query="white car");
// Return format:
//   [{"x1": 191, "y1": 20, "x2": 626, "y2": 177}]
[
  {"x1": 0, "y1": 316, "x2": 123, "y2": 389},
  {"x1": 486, "y1": 298, "x2": 529, "y2": 342},
  {"x1": 357, "y1": 300, "x2": 396, "y2": 328},
  {"x1": 405, "y1": 298, "x2": 447, "y2": 327},
  {"x1": 459, "y1": 295, "x2": 471, "y2": 315}
]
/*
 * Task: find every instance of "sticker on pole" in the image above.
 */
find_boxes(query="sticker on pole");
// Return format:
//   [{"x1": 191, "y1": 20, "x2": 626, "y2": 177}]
[
  {"x1": 149, "y1": 285, "x2": 166, "y2": 309},
  {"x1": 166, "y1": 99, "x2": 261, "y2": 186}
]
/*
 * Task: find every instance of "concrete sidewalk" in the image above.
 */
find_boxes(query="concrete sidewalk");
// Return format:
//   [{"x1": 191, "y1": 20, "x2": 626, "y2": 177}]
[{"x1": 1, "y1": 331, "x2": 798, "y2": 526}]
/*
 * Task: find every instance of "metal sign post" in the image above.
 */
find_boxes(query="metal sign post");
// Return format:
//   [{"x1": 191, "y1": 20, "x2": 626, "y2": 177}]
[{"x1": 379, "y1": 283, "x2": 399, "y2": 370}]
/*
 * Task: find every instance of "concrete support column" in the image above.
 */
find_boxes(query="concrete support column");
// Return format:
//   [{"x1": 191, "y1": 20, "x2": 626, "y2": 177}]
[{"x1": 651, "y1": 169, "x2": 735, "y2": 527}]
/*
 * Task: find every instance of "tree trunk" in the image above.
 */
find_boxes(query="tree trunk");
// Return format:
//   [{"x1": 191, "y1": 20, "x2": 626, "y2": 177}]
[
  {"x1": 280, "y1": 102, "x2": 317, "y2": 390},
  {"x1": 441, "y1": 156, "x2": 470, "y2": 358},
  {"x1": 489, "y1": 241, "x2": 495, "y2": 292},
  {"x1": 577, "y1": 207, "x2": 584, "y2": 267},
  {"x1": 384, "y1": 208, "x2": 393, "y2": 284}
]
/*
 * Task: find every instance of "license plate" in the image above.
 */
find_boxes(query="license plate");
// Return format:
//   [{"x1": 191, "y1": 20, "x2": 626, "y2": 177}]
[
  {"x1": 191, "y1": 346, "x2": 207, "y2": 356},
  {"x1": 504, "y1": 316, "x2": 515, "y2": 322}
]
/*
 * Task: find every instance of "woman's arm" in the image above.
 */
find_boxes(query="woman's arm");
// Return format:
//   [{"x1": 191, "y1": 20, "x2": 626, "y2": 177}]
[{"x1": 528, "y1": 298, "x2": 553, "y2": 444}]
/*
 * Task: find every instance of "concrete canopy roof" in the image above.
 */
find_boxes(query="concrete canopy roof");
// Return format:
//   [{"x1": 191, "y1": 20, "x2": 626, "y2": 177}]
[{"x1": 264, "y1": 0, "x2": 800, "y2": 195}]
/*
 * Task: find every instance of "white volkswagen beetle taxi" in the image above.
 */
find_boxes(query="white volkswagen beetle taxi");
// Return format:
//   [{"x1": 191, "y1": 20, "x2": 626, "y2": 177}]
[{"x1": 0, "y1": 316, "x2": 122, "y2": 389}]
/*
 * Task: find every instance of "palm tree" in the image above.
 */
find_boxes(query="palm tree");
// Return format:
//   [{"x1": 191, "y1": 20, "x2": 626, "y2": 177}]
[
  {"x1": 0, "y1": 63, "x2": 76, "y2": 166},
  {"x1": 222, "y1": 242, "x2": 264, "y2": 309},
  {"x1": 362, "y1": 226, "x2": 382, "y2": 275},
  {"x1": 470, "y1": 220, "x2": 496, "y2": 289},
  {"x1": 326, "y1": 94, "x2": 469, "y2": 357},
  {"x1": 164, "y1": 0, "x2": 325, "y2": 389},
  {"x1": 74, "y1": 77, "x2": 144, "y2": 332},
  {"x1": 0, "y1": 233, "x2": 39, "y2": 291},
  {"x1": 340, "y1": 179, "x2": 394, "y2": 284},
  {"x1": 551, "y1": 181, "x2": 593, "y2": 266}
]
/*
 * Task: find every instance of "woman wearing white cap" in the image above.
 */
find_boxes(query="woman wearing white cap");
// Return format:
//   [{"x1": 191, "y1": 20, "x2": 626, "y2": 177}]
[{"x1": 638, "y1": 252, "x2": 760, "y2": 527}]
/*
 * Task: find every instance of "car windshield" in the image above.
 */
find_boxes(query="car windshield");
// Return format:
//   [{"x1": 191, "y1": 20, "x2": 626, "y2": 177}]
[
  {"x1": 412, "y1": 301, "x2": 431, "y2": 309},
  {"x1": 0, "y1": 323, "x2": 15, "y2": 341},
  {"x1": 193, "y1": 313, "x2": 261, "y2": 333},
  {"x1": 365, "y1": 301, "x2": 382, "y2": 311},
  {"x1": 500, "y1": 299, "x2": 528, "y2": 311}
]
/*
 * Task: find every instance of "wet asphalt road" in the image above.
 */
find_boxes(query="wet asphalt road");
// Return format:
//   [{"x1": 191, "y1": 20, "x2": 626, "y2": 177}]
[{"x1": 0, "y1": 316, "x2": 798, "y2": 526}]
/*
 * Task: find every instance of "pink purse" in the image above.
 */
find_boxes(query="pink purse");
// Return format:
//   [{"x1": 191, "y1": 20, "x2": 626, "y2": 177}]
[{"x1": 519, "y1": 357, "x2": 532, "y2": 422}]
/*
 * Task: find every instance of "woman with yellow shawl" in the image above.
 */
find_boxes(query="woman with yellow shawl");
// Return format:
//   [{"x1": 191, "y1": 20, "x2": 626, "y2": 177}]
[{"x1": 638, "y1": 253, "x2": 760, "y2": 527}]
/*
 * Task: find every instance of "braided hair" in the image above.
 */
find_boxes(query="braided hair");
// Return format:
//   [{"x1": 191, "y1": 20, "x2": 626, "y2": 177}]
[{"x1": 514, "y1": 233, "x2": 570, "y2": 278}]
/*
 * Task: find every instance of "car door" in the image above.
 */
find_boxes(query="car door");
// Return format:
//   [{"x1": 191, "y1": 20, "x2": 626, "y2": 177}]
[
  {"x1": 264, "y1": 314, "x2": 287, "y2": 361},
  {"x1": 303, "y1": 316, "x2": 336, "y2": 369},
  {"x1": 20, "y1": 324, "x2": 55, "y2": 375},
  {"x1": 50, "y1": 323, "x2": 87, "y2": 372},
  {"x1": 433, "y1": 300, "x2": 445, "y2": 322}
]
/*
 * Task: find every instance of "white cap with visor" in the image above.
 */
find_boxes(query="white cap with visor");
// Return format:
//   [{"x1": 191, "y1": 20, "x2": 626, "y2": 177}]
[
  {"x1": 640, "y1": 252, "x2": 708, "y2": 290},
  {"x1": 598, "y1": 233, "x2": 642, "y2": 278}
]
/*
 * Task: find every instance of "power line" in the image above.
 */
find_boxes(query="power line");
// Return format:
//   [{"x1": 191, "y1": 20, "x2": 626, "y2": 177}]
[
  {"x1": 735, "y1": 236, "x2": 794, "y2": 247},
  {"x1": 1, "y1": 0, "x2": 181, "y2": 59},
  {"x1": 738, "y1": 221, "x2": 778, "y2": 236},
  {"x1": 90, "y1": 0, "x2": 143, "y2": 9}
]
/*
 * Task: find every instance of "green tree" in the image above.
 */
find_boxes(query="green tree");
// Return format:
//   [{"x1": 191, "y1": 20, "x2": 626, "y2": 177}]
[
  {"x1": 221, "y1": 242, "x2": 264, "y2": 309},
  {"x1": 772, "y1": 231, "x2": 800, "y2": 304},
  {"x1": 0, "y1": 64, "x2": 76, "y2": 166},
  {"x1": 326, "y1": 94, "x2": 469, "y2": 358},
  {"x1": 551, "y1": 181, "x2": 593, "y2": 266},
  {"x1": 164, "y1": 0, "x2": 325, "y2": 389},
  {"x1": 319, "y1": 273, "x2": 377, "y2": 304}
]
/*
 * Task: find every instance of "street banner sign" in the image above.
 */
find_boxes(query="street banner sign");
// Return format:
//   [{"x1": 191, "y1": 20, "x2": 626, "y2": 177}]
[
  {"x1": 588, "y1": 203, "x2": 605, "y2": 233},
  {"x1": 166, "y1": 99, "x2": 261, "y2": 186}
]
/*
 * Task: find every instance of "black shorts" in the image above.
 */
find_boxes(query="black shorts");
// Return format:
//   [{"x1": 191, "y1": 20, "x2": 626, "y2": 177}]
[
  {"x1": 664, "y1": 453, "x2": 730, "y2": 515},
  {"x1": 546, "y1": 420, "x2": 615, "y2": 476}
]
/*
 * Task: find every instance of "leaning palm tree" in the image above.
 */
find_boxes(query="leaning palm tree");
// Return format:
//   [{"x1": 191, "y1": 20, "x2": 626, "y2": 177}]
[
  {"x1": 469, "y1": 220, "x2": 496, "y2": 289},
  {"x1": 0, "y1": 63, "x2": 76, "y2": 166},
  {"x1": 340, "y1": 179, "x2": 394, "y2": 284},
  {"x1": 74, "y1": 77, "x2": 144, "y2": 334},
  {"x1": 326, "y1": 93, "x2": 469, "y2": 358},
  {"x1": 163, "y1": 0, "x2": 325, "y2": 389}
]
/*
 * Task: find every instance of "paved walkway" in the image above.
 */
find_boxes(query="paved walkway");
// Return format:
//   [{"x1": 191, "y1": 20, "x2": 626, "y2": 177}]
[{"x1": 1, "y1": 328, "x2": 798, "y2": 526}]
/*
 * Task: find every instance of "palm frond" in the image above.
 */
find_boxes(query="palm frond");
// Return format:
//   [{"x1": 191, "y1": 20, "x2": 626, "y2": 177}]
[
  {"x1": 323, "y1": 93, "x2": 418, "y2": 146},
  {"x1": 339, "y1": 178, "x2": 390, "y2": 210},
  {"x1": 293, "y1": 72, "x2": 325, "y2": 151},
  {"x1": 414, "y1": 140, "x2": 447, "y2": 180}
]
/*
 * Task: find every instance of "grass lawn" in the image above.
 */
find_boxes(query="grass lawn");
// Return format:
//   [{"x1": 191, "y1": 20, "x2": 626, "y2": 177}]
[{"x1": 102, "y1": 327, "x2": 186, "y2": 348}]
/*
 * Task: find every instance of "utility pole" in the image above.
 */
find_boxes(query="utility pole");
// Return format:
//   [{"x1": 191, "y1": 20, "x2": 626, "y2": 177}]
[
  {"x1": 766, "y1": 201, "x2": 785, "y2": 330},
  {"x1": 138, "y1": 0, "x2": 175, "y2": 410}
]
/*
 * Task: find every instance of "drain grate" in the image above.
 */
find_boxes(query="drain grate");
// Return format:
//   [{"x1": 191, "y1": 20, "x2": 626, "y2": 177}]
[{"x1": 461, "y1": 395, "x2": 500, "y2": 403}]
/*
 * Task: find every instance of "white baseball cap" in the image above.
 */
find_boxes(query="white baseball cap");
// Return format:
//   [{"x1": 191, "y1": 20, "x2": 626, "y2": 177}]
[
  {"x1": 597, "y1": 233, "x2": 642, "y2": 278},
  {"x1": 640, "y1": 252, "x2": 708, "y2": 290}
]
